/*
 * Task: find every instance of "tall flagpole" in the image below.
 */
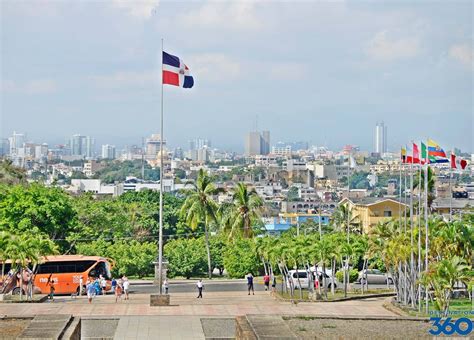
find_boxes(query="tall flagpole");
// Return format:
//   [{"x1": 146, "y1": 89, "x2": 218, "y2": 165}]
[
  {"x1": 449, "y1": 151, "x2": 453, "y2": 221},
  {"x1": 424, "y1": 140, "x2": 429, "y2": 313},
  {"x1": 158, "y1": 38, "x2": 164, "y2": 295},
  {"x1": 409, "y1": 143, "x2": 415, "y2": 307},
  {"x1": 417, "y1": 143, "x2": 422, "y2": 311}
]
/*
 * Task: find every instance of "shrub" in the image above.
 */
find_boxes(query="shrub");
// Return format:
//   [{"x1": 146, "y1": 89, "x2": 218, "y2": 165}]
[
  {"x1": 164, "y1": 237, "x2": 207, "y2": 278},
  {"x1": 223, "y1": 238, "x2": 261, "y2": 278},
  {"x1": 335, "y1": 269, "x2": 359, "y2": 283}
]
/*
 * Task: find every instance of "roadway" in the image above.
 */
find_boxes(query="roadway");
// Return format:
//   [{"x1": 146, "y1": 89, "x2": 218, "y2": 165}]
[{"x1": 129, "y1": 280, "x2": 391, "y2": 294}]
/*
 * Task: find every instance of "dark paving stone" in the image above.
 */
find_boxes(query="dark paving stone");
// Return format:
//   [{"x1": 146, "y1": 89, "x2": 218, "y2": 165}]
[{"x1": 81, "y1": 319, "x2": 119, "y2": 340}]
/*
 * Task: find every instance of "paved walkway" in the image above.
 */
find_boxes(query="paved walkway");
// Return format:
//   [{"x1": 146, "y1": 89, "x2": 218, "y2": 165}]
[{"x1": 0, "y1": 291, "x2": 395, "y2": 318}]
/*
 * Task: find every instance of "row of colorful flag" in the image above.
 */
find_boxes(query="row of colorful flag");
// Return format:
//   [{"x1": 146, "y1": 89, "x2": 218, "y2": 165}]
[{"x1": 401, "y1": 139, "x2": 468, "y2": 170}]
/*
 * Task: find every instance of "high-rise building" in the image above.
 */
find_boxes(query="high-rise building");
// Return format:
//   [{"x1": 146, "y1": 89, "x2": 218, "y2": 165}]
[
  {"x1": 85, "y1": 136, "x2": 95, "y2": 159},
  {"x1": 189, "y1": 138, "x2": 211, "y2": 151},
  {"x1": 70, "y1": 134, "x2": 84, "y2": 156},
  {"x1": 69, "y1": 134, "x2": 94, "y2": 158},
  {"x1": 245, "y1": 130, "x2": 270, "y2": 156},
  {"x1": 8, "y1": 131, "x2": 25, "y2": 156},
  {"x1": 101, "y1": 144, "x2": 116, "y2": 159},
  {"x1": 146, "y1": 134, "x2": 167, "y2": 158},
  {"x1": 374, "y1": 122, "x2": 387, "y2": 154}
]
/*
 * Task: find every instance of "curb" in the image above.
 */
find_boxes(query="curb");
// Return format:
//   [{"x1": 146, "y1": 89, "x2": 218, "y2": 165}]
[
  {"x1": 282, "y1": 314, "x2": 430, "y2": 322},
  {"x1": 274, "y1": 292, "x2": 396, "y2": 303}
]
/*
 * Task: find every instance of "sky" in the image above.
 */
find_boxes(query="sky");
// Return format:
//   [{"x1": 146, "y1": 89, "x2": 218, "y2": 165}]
[{"x1": 1, "y1": 0, "x2": 473, "y2": 153}]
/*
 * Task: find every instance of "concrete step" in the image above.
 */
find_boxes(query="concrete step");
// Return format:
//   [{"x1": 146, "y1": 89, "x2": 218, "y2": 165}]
[{"x1": 17, "y1": 314, "x2": 72, "y2": 340}]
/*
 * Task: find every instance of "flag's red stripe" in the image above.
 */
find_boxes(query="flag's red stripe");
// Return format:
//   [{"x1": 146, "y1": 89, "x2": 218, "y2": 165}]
[{"x1": 163, "y1": 71, "x2": 179, "y2": 86}]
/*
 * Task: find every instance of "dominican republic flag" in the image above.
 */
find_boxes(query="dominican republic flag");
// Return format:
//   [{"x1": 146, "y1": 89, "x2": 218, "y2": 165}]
[{"x1": 162, "y1": 51, "x2": 194, "y2": 88}]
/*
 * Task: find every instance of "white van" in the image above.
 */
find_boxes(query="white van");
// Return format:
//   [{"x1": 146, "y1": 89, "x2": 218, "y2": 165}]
[{"x1": 287, "y1": 269, "x2": 338, "y2": 289}]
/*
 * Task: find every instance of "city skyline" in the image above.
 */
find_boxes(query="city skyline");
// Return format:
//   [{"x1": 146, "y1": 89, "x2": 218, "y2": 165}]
[{"x1": 1, "y1": 1, "x2": 473, "y2": 152}]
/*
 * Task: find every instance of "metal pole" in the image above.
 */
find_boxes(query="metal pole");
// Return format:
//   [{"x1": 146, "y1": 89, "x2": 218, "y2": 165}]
[
  {"x1": 417, "y1": 160, "x2": 422, "y2": 311},
  {"x1": 449, "y1": 156, "x2": 453, "y2": 221},
  {"x1": 158, "y1": 39, "x2": 164, "y2": 295},
  {"x1": 424, "y1": 146, "x2": 429, "y2": 313},
  {"x1": 409, "y1": 155, "x2": 414, "y2": 308}
]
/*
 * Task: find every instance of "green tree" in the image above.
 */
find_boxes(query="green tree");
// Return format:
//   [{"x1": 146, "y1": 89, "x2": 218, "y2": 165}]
[
  {"x1": 223, "y1": 238, "x2": 261, "y2": 278},
  {"x1": 164, "y1": 237, "x2": 207, "y2": 279},
  {"x1": 0, "y1": 184, "x2": 76, "y2": 251}
]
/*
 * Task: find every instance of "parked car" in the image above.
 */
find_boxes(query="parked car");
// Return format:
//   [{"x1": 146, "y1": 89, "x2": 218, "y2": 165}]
[
  {"x1": 357, "y1": 269, "x2": 393, "y2": 284},
  {"x1": 286, "y1": 269, "x2": 338, "y2": 289}
]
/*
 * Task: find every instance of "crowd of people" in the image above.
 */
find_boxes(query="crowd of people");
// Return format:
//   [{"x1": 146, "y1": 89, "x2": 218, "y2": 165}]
[{"x1": 79, "y1": 275, "x2": 130, "y2": 304}]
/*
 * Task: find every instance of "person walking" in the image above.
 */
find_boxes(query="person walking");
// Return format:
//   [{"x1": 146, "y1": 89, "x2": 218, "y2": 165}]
[
  {"x1": 263, "y1": 274, "x2": 270, "y2": 291},
  {"x1": 163, "y1": 279, "x2": 169, "y2": 294},
  {"x1": 87, "y1": 280, "x2": 96, "y2": 304},
  {"x1": 246, "y1": 273, "x2": 254, "y2": 295},
  {"x1": 122, "y1": 277, "x2": 130, "y2": 300},
  {"x1": 271, "y1": 276, "x2": 277, "y2": 296},
  {"x1": 196, "y1": 279, "x2": 203, "y2": 298}
]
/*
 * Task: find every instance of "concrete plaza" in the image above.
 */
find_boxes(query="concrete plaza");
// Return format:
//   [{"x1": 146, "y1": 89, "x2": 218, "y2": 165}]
[{"x1": 0, "y1": 290, "x2": 398, "y2": 339}]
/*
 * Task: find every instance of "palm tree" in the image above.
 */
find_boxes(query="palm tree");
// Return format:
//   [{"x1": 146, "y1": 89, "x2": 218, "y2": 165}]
[
  {"x1": 224, "y1": 183, "x2": 264, "y2": 238},
  {"x1": 331, "y1": 204, "x2": 361, "y2": 234},
  {"x1": 180, "y1": 169, "x2": 220, "y2": 279}
]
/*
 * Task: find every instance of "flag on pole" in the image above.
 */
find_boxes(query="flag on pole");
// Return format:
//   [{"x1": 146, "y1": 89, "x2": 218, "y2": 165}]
[
  {"x1": 421, "y1": 142, "x2": 429, "y2": 164},
  {"x1": 162, "y1": 51, "x2": 194, "y2": 88},
  {"x1": 450, "y1": 153, "x2": 468, "y2": 170},
  {"x1": 413, "y1": 143, "x2": 420, "y2": 164},
  {"x1": 427, "y1": 139, "x2": 448, "y2": 163},
  {"x1": 401, "y1": 147, "x2": 407, "y2": 163}
]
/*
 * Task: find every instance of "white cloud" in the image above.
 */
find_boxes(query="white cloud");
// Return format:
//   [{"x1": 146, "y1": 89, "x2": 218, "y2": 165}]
[
  {"x1": 90, "y1": 71, "x2": 158, "y2": 89},
  {"x1": 189, "y1": 54, "x2": 241, "y2": 82},
  {"x1": 178, "y1": 1, "x2": 262, "y2": 31},
  {"x1": 1, "y1": 79, "x2": 57, "y2": 94},
  {"x1": 110, "y1": 0, "x2": 159, "y2": 19},
  {"x1": 449, "y1": 43, "x2": 473, "y2": 69},
  {"x1": 366, "y1": 31, "x2": 420, "y2": 61}
]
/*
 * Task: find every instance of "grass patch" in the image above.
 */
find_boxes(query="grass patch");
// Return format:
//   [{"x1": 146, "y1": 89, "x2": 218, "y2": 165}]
[
  {"x1": 322, "y1": 324, "x2": 337, "y2": 329},
  {"x1": 276, "y1": 288, "x2": 394, "y2": 301},
  {"x1": 400, "y1": 298, "x2": 472, "y2": 318}
]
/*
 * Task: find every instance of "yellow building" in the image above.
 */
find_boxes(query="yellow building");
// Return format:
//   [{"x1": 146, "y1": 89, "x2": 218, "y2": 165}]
[{"x1": 339, "y1": 197, "x2": 408, "y2": 234}]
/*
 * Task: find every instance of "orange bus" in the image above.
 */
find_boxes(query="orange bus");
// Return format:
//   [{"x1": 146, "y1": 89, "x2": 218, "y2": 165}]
[{"x1": 1, "y1": 255, "x2": 113, "y2": 295}]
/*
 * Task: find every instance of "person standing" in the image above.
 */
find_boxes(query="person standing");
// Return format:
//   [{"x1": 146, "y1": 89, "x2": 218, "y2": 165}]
[
  {"x1": 115, "y1": 280, "x2": 122, "y2": 303},
  {"x1": 47, "y1": 275, "x2": 55, "y2": 301},
  {"x1": 163, "y1": 279, "x2": 169, "y2": 294},
  {"x1": 79, "y1": 276, "x2": 84, "y2": 296},
  {"x1": 100, "y1": 277, "x2": 107, "y2": 295},
  {"x1": 111, "y1": 278, "x2": 117, "y2": 294},
  {"x1": 246, "y1": 273, "x2": 254, "y2": 295},
  {"x1": 122, "y1": 277, "x2": 130, "y2": 300},
  {"x1": 263, "y1": 274, "x2": 270, "y2": 291},
  {"x1": 196, "y1": 279, "x2": 203, "y2": 298}
]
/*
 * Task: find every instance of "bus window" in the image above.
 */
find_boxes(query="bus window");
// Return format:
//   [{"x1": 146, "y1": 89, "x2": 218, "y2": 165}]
[
  {"x1": 89, "y1": 262, "x2": 111, "y2": 280},
  {"x1": 37, "y1": 260, "x2": 96, "y2": 274}
]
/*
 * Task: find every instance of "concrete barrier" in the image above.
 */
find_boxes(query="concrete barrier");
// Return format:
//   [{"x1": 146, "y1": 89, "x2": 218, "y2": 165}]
[{"x1": 150, "y1": 294, "x2": 170, "y2": 306}]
